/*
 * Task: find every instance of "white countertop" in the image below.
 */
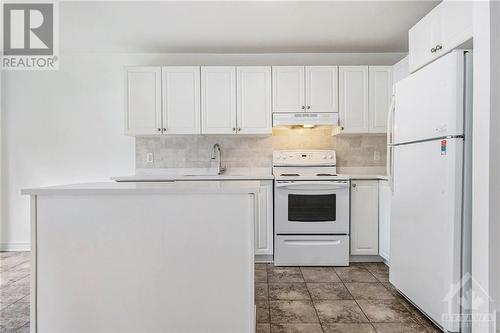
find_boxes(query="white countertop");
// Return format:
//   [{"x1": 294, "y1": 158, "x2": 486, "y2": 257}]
[
  {"x1": 111, "y1": 167, "x2": 274, "y2": 182},
  {"x1": 22, "y1": 181, "x2": 261, "y2": 196},
  {"x1": 337, "y1": 166, "x2": 389, "y2": 180}
]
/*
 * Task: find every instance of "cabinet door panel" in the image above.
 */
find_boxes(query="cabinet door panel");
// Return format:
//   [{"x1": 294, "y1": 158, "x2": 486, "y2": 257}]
[
  {"x1": 201, "y1": 67, "x2": 236, "y2": 134},
  {"x1": 305, "y1": 66, "x2": 338, "y2": 113},
  {"x1": 350, "y1": 180, "x2": 379, "y2": 255},
  {"x1": 369, "y1": 66, "x2": 393, "y2": 133},
  {"x1": 255, "y1": 181, "x2": 273, "y2": 255},
  {"x1": 125, "y1": 67, "x2": 162, "y2": 135},
  {"x1": 237, "y1": 67, "x2": 272, "y2": 134},
  {"x1": 378, "y1": 180, "x2": 391, "y2": 261},
  {"x1": 272, "y1": 66, "x2": 305, "y2": 113},
  {"x1": 339, "y1": 66, "x2": 369, "y2": 133},
  {"x1": 162, "y1": 67, "x2": 200, "y2": 134},
  {"x1": 439, "y1": 1, "x2": 472, "y2": 55}
]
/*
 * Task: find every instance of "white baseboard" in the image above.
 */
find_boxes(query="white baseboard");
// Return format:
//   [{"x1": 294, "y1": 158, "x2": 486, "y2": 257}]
[{"x1": 0, "y1": 242, "x2": 31, "y2": 251}]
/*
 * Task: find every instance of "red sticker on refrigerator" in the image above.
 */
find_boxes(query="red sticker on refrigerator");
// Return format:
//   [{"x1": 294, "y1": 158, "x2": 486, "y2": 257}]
[{"x1": 440, "y1": 140, "x2": 447, "y2": 155}]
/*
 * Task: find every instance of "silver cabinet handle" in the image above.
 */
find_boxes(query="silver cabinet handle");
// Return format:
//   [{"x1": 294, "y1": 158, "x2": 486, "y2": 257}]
[
  {"x1": 301, "y1": 106, "x2": 305, "y2": 110},
  {"x1": 306, "y1": 106, "x2": 311, "y2": 110}
]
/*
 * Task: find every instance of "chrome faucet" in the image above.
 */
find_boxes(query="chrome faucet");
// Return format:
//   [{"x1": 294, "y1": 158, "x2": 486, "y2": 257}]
[{"x1": 211, "y1": 143, "x2": 226, "y2": 175}]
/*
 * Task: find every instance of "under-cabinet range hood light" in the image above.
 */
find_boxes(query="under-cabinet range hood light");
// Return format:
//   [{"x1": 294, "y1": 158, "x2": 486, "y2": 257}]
[{"x1": 272, "y1": 112, "x2": 339, "y2": 127}]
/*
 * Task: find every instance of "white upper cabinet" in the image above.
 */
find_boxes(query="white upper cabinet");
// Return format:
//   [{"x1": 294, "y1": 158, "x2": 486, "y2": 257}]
[
  {"x1": 162, "y1": 67, "x2": 200, "y2": 134},
  {"x1": 339, "y1": 66, "x2": 369, "y2": 133},
  {"x1": 409, "y1": 0, "x2": 472, "y2": 73},
  {"x1": 369, "y1": 66, "x2": 393, "y2": 133},
  {"x1": 272, "y1": 66, "x2": 305, "y2": 113},
  {"x1": 350, "y1": 180, "x2": 379, "y2": 256},
  {"x1": 201, "y1": 67, "x2": 237, "y2": 134},
  {"x1": 305, "y1": 66, "x2": 339, "y2": 113},
  {"x1": 125, "y1": 67, "x2": 162, "y2": 136},
  {"x1": 236, "y1": 67, "x2": 272, "y2": 134}
]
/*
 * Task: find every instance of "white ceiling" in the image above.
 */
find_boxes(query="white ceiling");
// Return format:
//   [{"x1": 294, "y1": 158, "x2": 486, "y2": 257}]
[{"x1": 60, "y1": 1, "x2": 440, "y2": 54}]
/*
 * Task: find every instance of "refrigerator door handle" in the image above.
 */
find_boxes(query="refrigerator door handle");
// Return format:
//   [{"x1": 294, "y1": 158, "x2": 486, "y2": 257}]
[{"x1": 387, "y1": 96, "x2": 395, "y2": 192}]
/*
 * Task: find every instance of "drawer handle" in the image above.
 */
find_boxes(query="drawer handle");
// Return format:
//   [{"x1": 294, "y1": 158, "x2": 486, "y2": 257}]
[{"x1": 284, "y1": 240, "x2": 341, "y2": 246}]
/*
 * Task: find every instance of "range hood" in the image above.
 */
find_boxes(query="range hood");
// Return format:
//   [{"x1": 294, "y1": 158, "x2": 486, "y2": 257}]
[{"x1": 273, "y1": 112, "x2": 339, "y2": 127}]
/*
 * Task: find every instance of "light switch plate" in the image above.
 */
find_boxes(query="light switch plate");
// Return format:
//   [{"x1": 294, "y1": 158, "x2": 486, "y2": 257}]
[{"x1": 146, "y1": 153, "x2": 154, "y2": 163}]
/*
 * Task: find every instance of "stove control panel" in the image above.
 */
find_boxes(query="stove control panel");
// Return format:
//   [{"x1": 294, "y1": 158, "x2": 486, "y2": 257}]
[{"x1": 273, "y1": 150, "x2": 336, "y2": 166}]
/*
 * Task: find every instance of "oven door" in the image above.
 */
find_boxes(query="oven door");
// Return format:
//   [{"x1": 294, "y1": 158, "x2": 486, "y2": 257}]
[{"x1": 275, "y1": 180, "x2": 350, "y2": 234}]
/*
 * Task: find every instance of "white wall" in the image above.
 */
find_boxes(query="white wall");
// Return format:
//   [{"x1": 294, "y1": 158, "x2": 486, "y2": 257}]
[
  {"x1": 471, "y1": 1, "x2": 498, "y2": 332},
  {"x1": 0, "y1": 52, "x2": 404, "y2": 250}
]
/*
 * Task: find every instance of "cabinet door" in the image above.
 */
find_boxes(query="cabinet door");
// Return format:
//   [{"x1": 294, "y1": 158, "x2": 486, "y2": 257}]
[
  {"x1": 408, "y1": 5, "x2": 442, "y2": 73},
  {"x1": 272, "y1": 66, "x2": 305, "y2": 113},
  {"x1": 369, "y1": 66, "x2": 393, "y2": 133},
  {"x1": 255, "y1": 181, "x2": 273, "y2": 256},
  {"x1": 305, "y1": 66, "x2": 339, "y2": 113},
  {"x1": 236, "y1": 67, "x2": 272, "y2": 134},
  {"x1": 439, "y1": 0, "x2": 472, "y2": 55},
  {"x1": 350, "y1": 180, "x2": 379, "y2": 255},
  {"x1": 378, "y1": 180, "x2": 391, "y2": 262},
  {"x1": 162, "y1": 67, "x2": 200, "y2": 134},
  {"x1": 124, "y1": 67, "x2": 162, "y2": 136},
  {"x1": 339, "y1": 66, "x2": 369, "y2": 133},
  {"x1": 201, "y1": 67, "x2": 236, "y2": 134}
]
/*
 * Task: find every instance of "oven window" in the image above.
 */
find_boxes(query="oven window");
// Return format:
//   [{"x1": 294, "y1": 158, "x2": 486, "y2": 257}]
[{"x1": 288, "y1": 194, "x2": 336, "y2": 222}]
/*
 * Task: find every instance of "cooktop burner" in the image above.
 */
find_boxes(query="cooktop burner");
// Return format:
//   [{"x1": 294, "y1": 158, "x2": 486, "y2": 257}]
[{"x1": 280, "y1": 173, "x2": 300, "y2": 176}]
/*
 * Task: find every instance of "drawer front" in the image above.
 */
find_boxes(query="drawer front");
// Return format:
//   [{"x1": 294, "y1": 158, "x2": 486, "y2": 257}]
[{"x1": 274, "y1": 235, "x2": 349, "y2": 266}]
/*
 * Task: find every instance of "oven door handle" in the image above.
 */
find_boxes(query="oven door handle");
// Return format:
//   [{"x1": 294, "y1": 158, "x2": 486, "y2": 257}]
[{"x1": 275, "y1": 181, "x2": 349, "y2": 189}]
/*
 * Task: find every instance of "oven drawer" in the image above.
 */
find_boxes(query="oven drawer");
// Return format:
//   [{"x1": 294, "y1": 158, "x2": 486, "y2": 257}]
[{"x1": 274, "y1": 235, "x2": 349, "y2": 266}]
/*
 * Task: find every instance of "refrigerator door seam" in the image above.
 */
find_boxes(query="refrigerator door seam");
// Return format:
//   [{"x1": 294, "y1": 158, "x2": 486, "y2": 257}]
[{"x1": 389, "y1": 135, "x2": 464, "y2": 147}]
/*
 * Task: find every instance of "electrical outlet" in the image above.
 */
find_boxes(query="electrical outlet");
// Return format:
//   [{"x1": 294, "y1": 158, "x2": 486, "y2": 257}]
[
  {"x1": 374, "y1": 151, "x2": 380, "y2": 161},
  {"x1": 146, "y1": 153, "x2": 154, "y2": 163}
]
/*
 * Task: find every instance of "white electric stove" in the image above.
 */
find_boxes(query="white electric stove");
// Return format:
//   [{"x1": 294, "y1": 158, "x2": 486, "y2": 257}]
[{"x1": 273, "y1": 150, "x2": 350, "y2": 266}]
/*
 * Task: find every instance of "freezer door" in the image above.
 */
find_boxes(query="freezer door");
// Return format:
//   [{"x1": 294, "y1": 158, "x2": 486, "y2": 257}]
[
  {"x1": 390, "y1": 138, "x2": 463, "y2": 333},
  {"x1": 394, "y1": 51, "x2": 465, "y2": 144}
]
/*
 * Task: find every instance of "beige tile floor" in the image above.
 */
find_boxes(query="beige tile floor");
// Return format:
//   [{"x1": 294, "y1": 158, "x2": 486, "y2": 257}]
[
  {"x1": 255, "y1": 263, "x2": 442, "y2": 333},
  {"x1": 0, "y1": 252, "x2": 441, "y2": 333}
]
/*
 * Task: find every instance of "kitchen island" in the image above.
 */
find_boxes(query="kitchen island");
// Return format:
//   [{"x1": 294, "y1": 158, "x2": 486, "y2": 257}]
[{"x1": 22, "y1": 181, "x2": 258, "y2": 333}]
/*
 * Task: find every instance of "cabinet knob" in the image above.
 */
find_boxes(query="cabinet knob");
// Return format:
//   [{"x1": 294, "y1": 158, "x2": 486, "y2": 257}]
[
  {"x1": 157, "y1": 128, "x2": 161, "y2": 132},
  {"x1": 163, "y1": 128, "x2": 166, "y2": 132},
  {"x1": 430, "y1": 47, "x2": 436, "y2": 53},
  {"x1": 232, "y1": 127, "x2": 236, "y2": 132},
  {"x1": 352, "y1": 183, "x2": 357, "y2": 188},
  {"x1": 301, "y1": 106, "x2": 305, "y2": 110},
  {"x1": 435, "y1": 44, "x2": 442, "y2": 51},
  {"x1": 238, "y1": 128, "x2": 242, "y2": 132},
  {"x1": 306, "y1": 106, "x2": 311, "y2": 110}
]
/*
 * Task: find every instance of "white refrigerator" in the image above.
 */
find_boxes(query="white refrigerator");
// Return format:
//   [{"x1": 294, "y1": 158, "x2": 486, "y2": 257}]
[{"x1": 388, "y1": 50, "x2": 472, "y2": 333}]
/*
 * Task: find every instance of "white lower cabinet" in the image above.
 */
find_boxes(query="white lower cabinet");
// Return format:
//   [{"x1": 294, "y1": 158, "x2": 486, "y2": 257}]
[
  {"x1": 378, "y1": 180, "x2": 391, "y2": 262},
  {"x1": 255, "y1": 181, "x2": 273, "y2": 257},
  {"x1": 350, "y1": 180, "x2": 379, "y2": 255}
]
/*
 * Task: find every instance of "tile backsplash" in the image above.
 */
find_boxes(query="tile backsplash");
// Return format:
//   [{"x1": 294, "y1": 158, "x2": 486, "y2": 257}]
[{"x1": 136, "y1": 127, "x2": 387, "y2": 169}]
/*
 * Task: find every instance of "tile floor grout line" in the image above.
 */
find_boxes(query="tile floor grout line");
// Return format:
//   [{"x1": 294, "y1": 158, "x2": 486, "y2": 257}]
[
  {"x1": 341, "y1": 270, "x2": 379, "y2": 332},
  {"x1": 300, "y1": 266, "x2": 325, "y2": 333}
]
